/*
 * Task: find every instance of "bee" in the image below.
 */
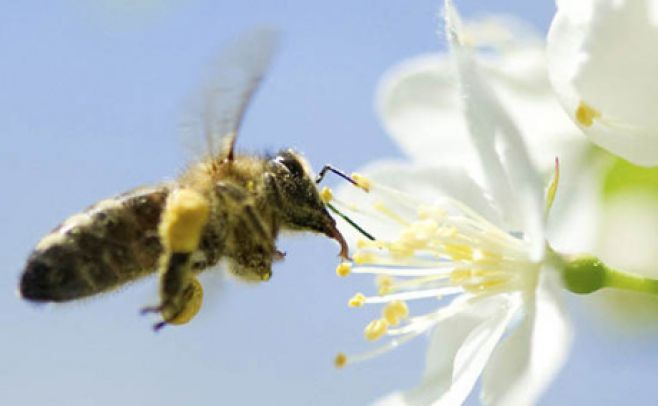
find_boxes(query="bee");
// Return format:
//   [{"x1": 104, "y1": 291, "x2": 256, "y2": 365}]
[{"x1": 19, "y1": 29, "x2": 349, "y2": 330}]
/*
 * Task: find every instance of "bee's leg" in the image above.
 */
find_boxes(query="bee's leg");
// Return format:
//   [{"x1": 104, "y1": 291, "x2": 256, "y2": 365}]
[
  {"x1": 227, "y1": 203, "x2": 278, "y2": 281},
  {"x1": 273, "y1": 249, "x2": 286, "y2": 261},
  {"x1": 141, "y1": 188, "x2": 210, "y2": 331}
]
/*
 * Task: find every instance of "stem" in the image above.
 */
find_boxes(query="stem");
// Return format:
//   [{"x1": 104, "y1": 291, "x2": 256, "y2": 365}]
[{"x1": 605, "y1": 268, "x2": 658, "y2": 294}]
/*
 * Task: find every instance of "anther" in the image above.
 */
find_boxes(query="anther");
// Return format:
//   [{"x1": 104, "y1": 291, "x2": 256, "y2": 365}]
[
  {"x1": 351, "y1": 173, "x2": 371, "y2": 192},
  {"x1": 334, "y1": 352, "x2": 348, "y2": 368},
  {"x1": 320, "y1": 187, "x2": 333, "y2": 204},
  {"x1": 376, "y1": 275, "x2": 395, "y2": 295},
  {"x1": 575, "y1": 101, "x2": 601, "y2": 127},
  {"x1": 348, "y1": 293, "x2": 366, "y2": 307},
  {"x1": 382, "y1": 300, "x2": 409, "y2": 326},
  {"x1": 364, "y1": 318, "x2": 389, "y2": 341},
  {"x1": 336, "y1": 262, "x2": 352, "y2": 277},
  {"x1": 353, "y1": 251, "x2": 375, "y2": 264}
]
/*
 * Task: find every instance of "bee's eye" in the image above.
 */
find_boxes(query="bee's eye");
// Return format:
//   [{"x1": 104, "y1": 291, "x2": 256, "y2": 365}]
[{"x1": 275, "y1": 155, "x2": 305, "y2": 177}]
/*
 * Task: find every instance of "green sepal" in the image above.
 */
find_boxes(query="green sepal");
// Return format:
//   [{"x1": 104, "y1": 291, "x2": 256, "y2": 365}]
[
  {"x1": 562, "y1": 254, "x2": 607, "y2": 294},
  {"x1": 560, "y1": 253, "x2": 658, "y2": 296}
]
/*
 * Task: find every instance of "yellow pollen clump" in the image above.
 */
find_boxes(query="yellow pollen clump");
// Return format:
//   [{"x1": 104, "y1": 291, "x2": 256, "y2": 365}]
[
  {"x1": 334, "y1": 353, "x2": 348, "y2": 368},
  {"x1": 450, "y1": 267, "x2": 472, "y2": 284},
  {"x1": 382, "y1": 300, "x2": 409, "y2": 326},
  {"x1": 357, "y1": 239, "x2": 385, "y2": 250},
  {"x1": 351, "y1": 173, "x2": 371, "y2": 192},
  {"x1": 348, "y1": 293, "x2": 366, "y2": 307},
  {"x1": 165, "y1": 278, "x2": 204, "y2": 325},
  {"x1": 376, "y1": 275, "x2": 395, "y2": 295},
  {"x1": 336, "y1": 262, "x2": 352, "y2": 277},
  {"x1": 353, "y1": 251, "x2": 375, "y2": 264},
  {"x1": 356, "y1": 239, "x2": 370, "y2": 249},
  {"x1": 246, "y1": 180, "x2": 255, "y2": 192},
  {"x1": 387, "y1": 241, "x2": 414, "y2": 258},
  {"x1": 446, "y1": 244, "x2": 473, "y2": 261},
  {"x1": 575, "y1": 101, "x2": 601, "y2": 127},
  {"x1": 364, "y1": 318, "x2": 389, "y2": 341},
  {"x1": 320, "y1": 186, "x2": 333, "y2": 204},
  {"x1": 399, "y1": 222, "x2": 436, "y2": 250},
  {"x1": 159, "y1": 188, "x2": 210, "y2": 252},
  {"x1": 475, "y1": 250, "x2": 503, "y2": 267}
]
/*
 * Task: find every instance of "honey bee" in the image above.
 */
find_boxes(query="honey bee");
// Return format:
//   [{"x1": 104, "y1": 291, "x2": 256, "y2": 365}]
[{"x1": 19, "y1": 29, "x2": 349, "y2": 330}]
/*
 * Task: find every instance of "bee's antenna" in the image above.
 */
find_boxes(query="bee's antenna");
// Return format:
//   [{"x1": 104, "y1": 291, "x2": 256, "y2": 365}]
[
  {"x1": 316, "y1": 164, "x2": 359, "y2": 187},
  {"x1": 316, "y1": 164, "x2": 375, "y2": 241},
  {"x1": 326, "y1": 203, "x2": 375, "y2": 241}
]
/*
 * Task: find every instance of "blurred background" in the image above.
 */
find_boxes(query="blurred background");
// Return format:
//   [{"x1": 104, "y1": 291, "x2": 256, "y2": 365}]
[{"x1": 1, "y1": 0, "x2": 656, "y2": 404}]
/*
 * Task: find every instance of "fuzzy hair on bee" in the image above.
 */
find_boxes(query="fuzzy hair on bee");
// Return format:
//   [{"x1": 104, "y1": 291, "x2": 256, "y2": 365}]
[{"x1": 19, "y1": 28, "x2": 349, "y2": 331}]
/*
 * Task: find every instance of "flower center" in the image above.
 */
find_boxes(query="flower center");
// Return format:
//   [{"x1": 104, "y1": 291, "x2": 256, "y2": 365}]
[{"x1": 332, "y1": 176, "x2": 540, "y2": 367}]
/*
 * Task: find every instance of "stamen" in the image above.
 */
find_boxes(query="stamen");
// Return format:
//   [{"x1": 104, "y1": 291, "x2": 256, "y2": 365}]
[
  {"x1": 373, "y1": 201, "x2": 409, "y2": 226},
  {"x1": 388, "y1": 274, "x2": 453, "y2": 292},
  {"x1": 351, "y1": 173, "x2": 371, "y2": 192},
  {"x1": 418, "y1": 205, "x2": 447, "y2": 220},
  {"x1": 364, "y1": 318, "x2": 389, "y2": 341},
  {"x1": 353, "y1": 251, "x2": 376, "y2": 264},
  {"x1": 352, "y1": 250, "x2": 456, "y2": 268},
  {"x1": 382, "y1": 300, "x2": 409, "y2": 325},
  {"x1": 354, "y1": 265, "x2": 455, "y2": 277},
  {"x1": 338, "y1": 332, "x2": 420, "y2": 366},
  {"x1": 376, "y1": 275, "x2": 395, "y2": 295},
  {"x1": 386, "y1": 303, "x2": 464, "y2": 336},
  {"x1": 362, "y1": 287, "x2": 463, "y2": 304},
  {"x1": 348, "y1": 293, "x2": 366, "y2": 307},
  {"x1": 445, "y1": 243, "x2": 474, "y2": 261},
  {"x1": 334, "y1": 352, "x2": 348, "y2": 369},
  {"x1": 575, "y1": 101, "x2": 601, "y2": 127},
  {"x1": 336, "y1": 262, "x2": 352, "y2": 277},
  {"x1": 320, "y1": 186, "x2": 333, "y2": 204},
  {"x1": 335, "y1": 174, "x2": 539, "y2": 365},
  {"x1": 357, "y1": 239, "x2": 384, "y2": 250}
]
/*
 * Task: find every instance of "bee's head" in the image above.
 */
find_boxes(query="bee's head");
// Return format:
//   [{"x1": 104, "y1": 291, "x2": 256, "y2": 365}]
[{"x1": 265, "y1": 149, "x2": 348, "y2": 259}]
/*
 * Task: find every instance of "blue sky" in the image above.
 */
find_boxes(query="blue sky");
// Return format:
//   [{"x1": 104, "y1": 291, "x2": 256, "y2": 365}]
[{"x1": 1, "y1": 1, "x2": 656, "y2": 405}]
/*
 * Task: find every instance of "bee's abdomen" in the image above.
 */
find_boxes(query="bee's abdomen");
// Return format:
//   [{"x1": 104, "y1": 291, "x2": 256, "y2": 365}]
[{"x1": 20, "y1": 186, "x2": 169, "y2": 302}]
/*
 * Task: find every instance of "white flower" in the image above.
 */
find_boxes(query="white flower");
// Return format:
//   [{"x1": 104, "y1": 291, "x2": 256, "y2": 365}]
[
  {"x1": 334, "y1": 2, "x2": 572, "y2": 405},
  {"x1": 378, "y1": 10, "x2": 582, "y2": 180},
  {"x1": 547, "y1": 0, "x2": 658, "y2": 166},
  {"x1": 376, "y1": 3, "x2": 597, "y2": 256}
]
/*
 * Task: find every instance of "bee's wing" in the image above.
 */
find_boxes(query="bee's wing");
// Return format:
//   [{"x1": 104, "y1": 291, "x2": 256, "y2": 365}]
[{"x1": 180, "y1": 28, "x2": 280, "y2": 161}]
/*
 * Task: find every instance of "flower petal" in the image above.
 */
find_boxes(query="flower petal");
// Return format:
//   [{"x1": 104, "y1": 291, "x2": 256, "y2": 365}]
[
  {"x1": 377, "y1": 54, "x2": 478, "y2": 169},
  {"x1": 480, "y1": 268, "x2": 572, "y2": 406},
  {"x1": 377, "y1": 27, "x2": 580, "y2": 175},
  {"x1": 376, "y1": 295, "x2": 520, "y2": 406},
  {"x1": 445, "y1": 0, "x2": 545, "y2": 259},
  {"x1": 375, "y1": 294, "x2": 521, "y2": 406},
  {"x1": 547, "y1": 0, "x2": 658, "y2": 166}
]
